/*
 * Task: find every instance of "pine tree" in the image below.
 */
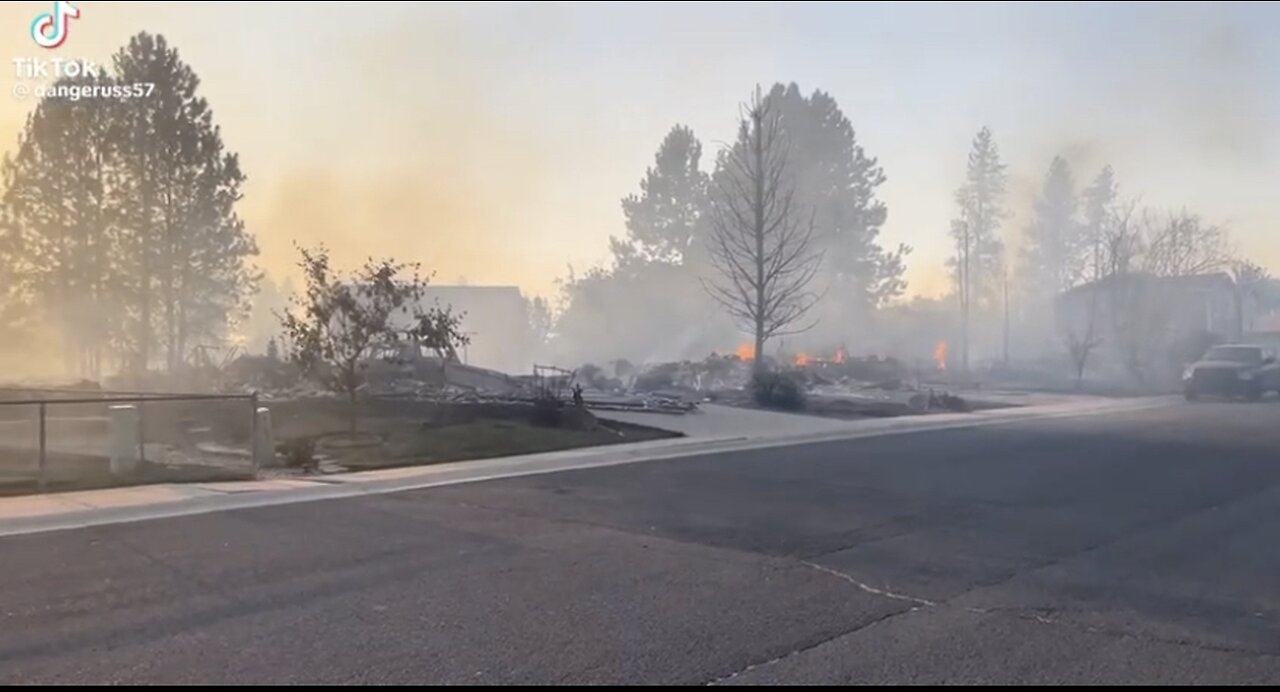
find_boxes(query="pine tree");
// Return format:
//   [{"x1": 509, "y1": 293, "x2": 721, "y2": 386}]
[
  {"x1": 113, "y1": 32, "x2": 258, "y2": 374},
  {"x1": 1021, "y1": 156, "x2": 1081, "y2": 301},
  {"x1": 3, "y1": 32, "x2": 258, "y2": 380},
  {"x1": 617, "y1": 125, "x2": 710, "y2": 267},
  {"x1": 764, "y1": 83, "x2": 908, "y2": 313},
  {"x1": 0, "y1": 163, "x2": 32, "y2": 362},
  {"x1": 950, "y1": 126, "x2": 1008, "y2": 371},
  {"x1": 1081, "y1": 165, "x2": 1117, "y2": 281},
  {"x1": 3, "y1": 73, "x2": 119, "y2": 376}
]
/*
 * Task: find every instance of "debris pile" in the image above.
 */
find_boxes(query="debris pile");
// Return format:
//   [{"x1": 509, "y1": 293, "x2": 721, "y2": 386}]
[
  {"x1": 608, "y1": 348, "x2": 973, "y2": 418},
  {"x1": 219, "y1": 341, "x2": 976, "y2": 420}
]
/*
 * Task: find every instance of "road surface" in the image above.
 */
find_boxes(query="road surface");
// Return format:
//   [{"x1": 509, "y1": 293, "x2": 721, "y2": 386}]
[{"x1": 3, "y1": 398, "x2": 1279, "y2": 684}]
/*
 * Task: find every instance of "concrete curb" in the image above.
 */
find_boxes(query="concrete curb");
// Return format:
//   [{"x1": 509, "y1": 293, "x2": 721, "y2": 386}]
[{"x1": 0, "y1": 396, "x2": 1174, "y2": 538}]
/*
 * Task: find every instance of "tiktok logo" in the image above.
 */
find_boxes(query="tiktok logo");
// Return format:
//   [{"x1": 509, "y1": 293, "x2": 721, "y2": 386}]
[{"x1": 30, "y1": 1, "x2": 81, "y2": 49}]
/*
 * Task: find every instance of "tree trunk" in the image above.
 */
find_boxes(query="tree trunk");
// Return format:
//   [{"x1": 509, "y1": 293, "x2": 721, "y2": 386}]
[
  {"x1": 1233, "y1": 286, "x2": 1245, "y2": 340},
  {"x1": 960, "y1": 223, "x2": 971, "y2": 375},
  {"x1": 752, "y1": 106, "x2": 767, "y2": 376},
  {"x1": 176, "y1": 275, "x2": 188, "y2": 380},
  {"x1": 137, "y1": 145, "x2": 154, "y2": 380},
  {"x1": 347, "y1": 386, "x2": 358, "y2": 436},
  {"x1": 1002, "y1": 270, "x2": 1010, "y2": 366},
  {"x1": 163, "y1": 248, "x2": 175, "y2": 374},
  {"x1": 139, "y1": 252, "x2": 151, "y2": 377}
]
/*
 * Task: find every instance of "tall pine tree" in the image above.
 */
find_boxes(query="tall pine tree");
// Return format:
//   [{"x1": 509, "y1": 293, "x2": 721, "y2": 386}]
[
  {"x1": 1080, "y1": 165, "x2": 1117, "y2": 282},
  {"x1": 615, "y1": 125, "x2": 709, "y2": 268},
  {"x1": 113, "y1": 32, "x2": 258, "y2": 374},
  {"x1": 764, "y1": 83, "x2": 908, "y2": 313},
  {"x1": 950, "y1": 126, "x2": 1008, "y2": 371},
  {"x1": 3, "y1": 32, "x2": 257, "y2": 380},
  {"x1": 1021, "y1": 156, "x2": 1081, "y2": 301},
  {"x1": 3, "y1": 73, "x2": 120, "y2": 376}
]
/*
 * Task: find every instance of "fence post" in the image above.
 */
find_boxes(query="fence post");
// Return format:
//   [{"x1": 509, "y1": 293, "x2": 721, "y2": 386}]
[
  {"x1": 136, "y1": 400, "x2": 146, "y2": 465},
  {"x1": 38, "y1": 402, "x2": 47, "y2": 493},
  {"x1": 108, "y1": 405, "x2": 141, "y2": 475},
  {"x1": 249, "y1": 391, "x2": 259, "y2": 472}
]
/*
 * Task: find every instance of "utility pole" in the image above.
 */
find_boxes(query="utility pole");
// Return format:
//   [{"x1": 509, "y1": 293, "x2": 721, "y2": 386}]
[
  {"x1": 1002, "y1": 263, "x2": 1010, "y2": 367},
  {"x1": 957, "y1": 220, "x2": 971, "y2": 375}
]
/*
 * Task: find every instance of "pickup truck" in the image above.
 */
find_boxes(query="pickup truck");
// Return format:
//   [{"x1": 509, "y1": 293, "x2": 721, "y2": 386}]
[{"x1": 1183, "y1": 344, "x2": 1280, "y2": 401}]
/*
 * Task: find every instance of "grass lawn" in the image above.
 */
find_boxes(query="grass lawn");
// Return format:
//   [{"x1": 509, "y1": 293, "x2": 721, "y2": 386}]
[
  {"x1": 319, "y1": 418, "x2": 680, "y2": 471},
  {"x1": 0, "y1": 401, "x2": 682, "y2": 497},
  {"x1": 0, "y1": 455, "x2": 255, "y2": 498}
]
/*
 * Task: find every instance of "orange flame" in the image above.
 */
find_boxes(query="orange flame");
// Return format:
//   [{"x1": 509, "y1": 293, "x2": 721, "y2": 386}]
[
  {"x1": 794, "y1": 352, "x2": 811, "y2": 366},
  {"x1": 933, "y1": 341, "x2": 948, "y2": 371},
  {"x1": 735, "y1": 343, "x2": 756, "y2": 360},
  {"x1": 833, "y1": 348, "x2": 847, "y2": 364}
]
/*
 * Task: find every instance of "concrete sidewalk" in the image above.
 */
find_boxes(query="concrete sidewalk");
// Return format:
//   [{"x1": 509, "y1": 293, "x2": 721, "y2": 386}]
[
  {"x1": 0, "y1": 395, "x2": 1173, "y2": 537},
  {"x1": 600, "y1": 403, "x2": 859, "y2": 439}
]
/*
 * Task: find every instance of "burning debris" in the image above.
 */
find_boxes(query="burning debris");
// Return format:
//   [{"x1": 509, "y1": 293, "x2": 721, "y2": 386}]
[{"x1": 218, "y1": 329, "x2": 971, "y2": 423}]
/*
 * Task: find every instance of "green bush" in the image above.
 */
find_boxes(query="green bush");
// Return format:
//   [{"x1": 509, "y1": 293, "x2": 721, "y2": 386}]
[{"x1": 751, "y1": 370, "x2": 807, "y2": 411}]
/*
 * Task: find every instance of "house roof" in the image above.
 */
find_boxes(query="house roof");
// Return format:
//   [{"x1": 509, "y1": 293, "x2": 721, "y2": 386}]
[{"x1": 1059, "y1": 271, "x2": 1234, "y2": 299}]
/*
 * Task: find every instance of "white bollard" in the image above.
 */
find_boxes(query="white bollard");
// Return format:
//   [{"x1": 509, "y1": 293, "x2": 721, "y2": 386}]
[
  {"x1": 108, "y1": 405, "x2": 141, "y2": 475},
  {"x1": 253, "y1": 407, "x2": 274, "y2": 469}
]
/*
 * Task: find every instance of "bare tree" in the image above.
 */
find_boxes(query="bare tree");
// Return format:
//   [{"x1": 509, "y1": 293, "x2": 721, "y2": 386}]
[
  {"x1": 1143, "y1": 210, "x2": 1230, "y2": 278},
  {"x1": 1103, "y1": 203, "x2": 1159, "y2": 383},
  {"x1": 703, "y1": 89, "x2": 821, "y2": 373},
  {"x1": 1100, "y1": 207, "x2": 1229, "y2": 384},
  {"x1": 1229, "y1": 260, "x2": 1270, "y2": 336},
  {"x1": 1058, "y1": 167, "x2": 1117, "y2": 389}
]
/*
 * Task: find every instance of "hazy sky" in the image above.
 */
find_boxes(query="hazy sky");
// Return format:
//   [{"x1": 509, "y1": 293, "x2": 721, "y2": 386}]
[{"x1": 3, "y1": 1, "x2": 1279, "y2": 301}]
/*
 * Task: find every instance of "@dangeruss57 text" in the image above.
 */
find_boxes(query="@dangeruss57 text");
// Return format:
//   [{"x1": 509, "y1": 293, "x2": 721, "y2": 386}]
[
  {"x1": 12, "y1": 80, "x2": 154, "y2": 101},
  {"x1": 11, "y1": 57, "x2": 154, "y2": 101}
]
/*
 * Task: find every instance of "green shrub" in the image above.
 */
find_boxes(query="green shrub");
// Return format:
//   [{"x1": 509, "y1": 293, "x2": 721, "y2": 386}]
[{"x1": 751, "y1": 370, "x2": 807, "y2": 411}]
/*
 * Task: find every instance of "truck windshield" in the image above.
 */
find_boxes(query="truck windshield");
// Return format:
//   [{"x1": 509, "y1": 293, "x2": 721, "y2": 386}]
[{"x1": 1204, "y1": 347, "x2": 1264, "y2": 365}]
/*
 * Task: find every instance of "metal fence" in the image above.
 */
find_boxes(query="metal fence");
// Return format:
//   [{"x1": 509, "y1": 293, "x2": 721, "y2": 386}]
[{"x1": 0, "y1": 390, "x2": 261, "y2": 494}]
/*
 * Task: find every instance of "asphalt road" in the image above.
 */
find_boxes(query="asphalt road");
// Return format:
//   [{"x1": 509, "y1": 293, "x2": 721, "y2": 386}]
[{"x1": 3, "y1": 398, "x2": 1280, "y2": 684}]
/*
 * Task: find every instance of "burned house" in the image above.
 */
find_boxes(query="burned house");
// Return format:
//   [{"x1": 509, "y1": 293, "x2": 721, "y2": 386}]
[{"x1": 412, "y1": 285, "x2": 532, "y2": 374}]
